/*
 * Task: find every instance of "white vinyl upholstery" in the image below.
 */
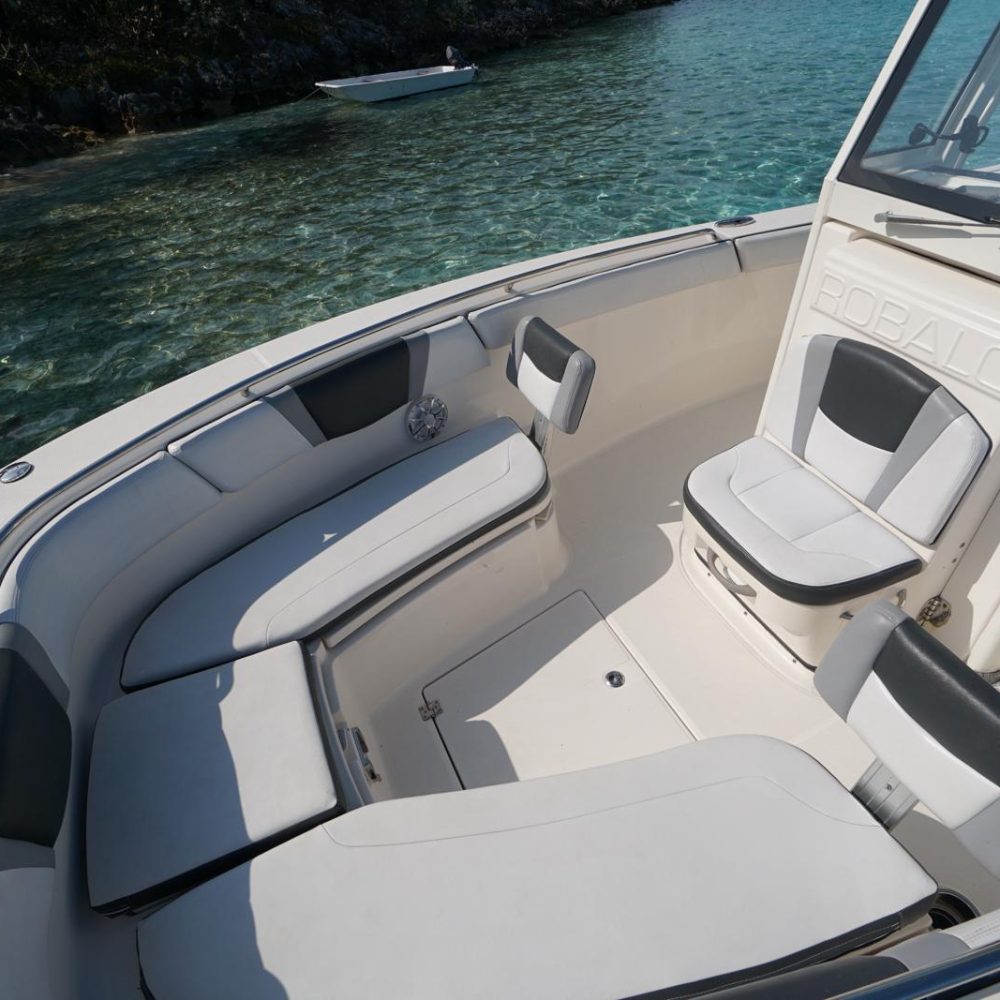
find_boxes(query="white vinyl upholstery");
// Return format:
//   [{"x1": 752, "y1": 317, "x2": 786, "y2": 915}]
[
  {"x1": 876, "y1": 413, "x2": 988, "y2": 544},
  {"x1": 848, "y1": 673, "x2": 999, "y2": 828},
  {"x1": 686, "y1": 334, "x2": 989, "y2": 606},
  {"x1": 507, "y1": 316, "x2": 596, "y2": 434},
  {"x1": 168, "y1": 401, "x2": 314, "y2": 493},
  {"x1": 763, "y1": 335, "x2": 989, "y2": 545},
  {"x1": 123, "y1": 418, "x2": 548, "y2": 687},
  {"x1": 137, "y1": 735, "x2": 934, "y2": 1000},
  {"x1": 804, "y1": 409, "x2": 891, "y2": 502},
  {"x1": 87, "y1": 643, "x2": 337, "y2": 912},
  {"x1": 817, "y1": 601, "x2": 1000, "y2": 877},
  {"x1": 685, "y1": 437, "x2": 920, "y2": 602}
]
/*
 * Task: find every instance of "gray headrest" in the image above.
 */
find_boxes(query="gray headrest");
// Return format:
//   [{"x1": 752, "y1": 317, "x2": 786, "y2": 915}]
[{"x1": 507, "y1": 317, "x2": 595, "y2": 434}]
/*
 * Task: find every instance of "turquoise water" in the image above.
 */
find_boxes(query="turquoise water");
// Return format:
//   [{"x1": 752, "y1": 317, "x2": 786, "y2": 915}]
[{"x1": 0, "y1": 0, "x2": 912, "y2": 461}]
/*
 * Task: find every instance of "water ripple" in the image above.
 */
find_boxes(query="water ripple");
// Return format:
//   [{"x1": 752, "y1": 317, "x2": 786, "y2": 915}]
[{"x1": 0, "y1": 0, "x2": 912, "y2": 461}]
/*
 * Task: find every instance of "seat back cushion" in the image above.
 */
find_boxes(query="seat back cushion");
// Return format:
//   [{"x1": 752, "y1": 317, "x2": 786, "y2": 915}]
[
  {"x1": 507, "y1": 316, "x2": 596, "y2": 434},
  {"x1": 817, "y1": 600, "x2": 1000, "y2": 876},
  {"x1": 764, "y1": 335, "x2": 989, "y2": 544}
]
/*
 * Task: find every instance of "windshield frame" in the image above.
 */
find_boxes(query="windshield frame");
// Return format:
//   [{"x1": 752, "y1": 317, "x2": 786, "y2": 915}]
[{"x1": 840, "y1": 0, "x2": 1000, "y2": 224}]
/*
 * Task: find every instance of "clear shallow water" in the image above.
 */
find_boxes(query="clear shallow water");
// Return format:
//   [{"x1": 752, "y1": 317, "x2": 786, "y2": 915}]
[{"x1": 0, "y1": 0, "x2": 913, "y2": 461}]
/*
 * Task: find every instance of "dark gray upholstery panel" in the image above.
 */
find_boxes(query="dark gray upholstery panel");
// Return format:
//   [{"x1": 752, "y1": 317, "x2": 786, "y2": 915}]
[
  {"x1": 293, "y1": 339, "x2": 411, "y2": 440},
  {"x1": 508, "y1": 316, "x2": 596, "y2": 434},
  {"x1": 0, "y1": 625, "x2": 71, "y2": 848},
  {"x1": 818, "y1": 338, "x2": 939, "y2": 452},
  {"x1": 874, "y1": 618, "x2": 1000, "y2": 787},
  {"x1": 653, "y1": 955, "x2": 907, "y2": 1000}
]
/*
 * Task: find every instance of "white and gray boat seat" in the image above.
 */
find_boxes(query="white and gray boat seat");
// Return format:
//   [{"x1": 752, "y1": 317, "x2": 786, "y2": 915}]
[
  {"x1": 135, "y1": 603, "x2": 1000, "y2": 1000},
  {"x1": 685, "y1": 335, "x2": 989, "y2": 606},
  {"x1": 816, "y1": 600, "x2": 1000, "y2": 878},
  {"x1": 121, "y1": 318, "x2": 594, "y2": 688},
  {"x1": 506, "y1": 315, "x2": 596, "y2": 435}
]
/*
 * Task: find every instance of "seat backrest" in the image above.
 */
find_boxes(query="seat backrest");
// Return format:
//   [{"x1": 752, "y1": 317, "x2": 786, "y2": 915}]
[
  {"x1": 764, "y1": 335, "x2": 989, "y2": 544},
  {"x1": 507, "y1": 316, "x2": 596, "y2": 435},
  {"x1": 817, "y1": 600, "x2": 1000, "y2": 876}
]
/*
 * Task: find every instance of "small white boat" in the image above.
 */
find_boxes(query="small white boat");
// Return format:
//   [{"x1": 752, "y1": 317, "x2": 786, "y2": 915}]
[{"x1": 316, "y1": 64, "x2": 477, "y2": 104}]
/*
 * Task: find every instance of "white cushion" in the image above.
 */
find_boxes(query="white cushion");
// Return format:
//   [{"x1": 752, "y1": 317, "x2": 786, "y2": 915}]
[
  {"x1": 123, "y1": 418, "x2": 548, "y2": 687},
  {"x1": 685, "y1": 437, "x2": 920, "y2": 603},
  {"x1": 87, "y1": 643, "x2": 337, "y2": 911},
  {"x1": 137, "y1": 735, "x2": 935, "y2": 1000},
  {"x1": 876, "y1": 413, "x2": 989, "y2": 545},
  {"x1": 168, "y1": 401, "x2": 313, "y2": 493}
]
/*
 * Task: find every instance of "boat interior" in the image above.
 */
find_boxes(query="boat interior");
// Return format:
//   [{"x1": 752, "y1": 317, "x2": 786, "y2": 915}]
[{"x1": 9, "y1": 2, "x2": 1000, "y2": 998}]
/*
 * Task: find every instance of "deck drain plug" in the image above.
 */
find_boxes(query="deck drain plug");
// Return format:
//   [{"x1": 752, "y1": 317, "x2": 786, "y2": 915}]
[{"x1": 605, "y1": 670, "x2": 625, "y2": 688}]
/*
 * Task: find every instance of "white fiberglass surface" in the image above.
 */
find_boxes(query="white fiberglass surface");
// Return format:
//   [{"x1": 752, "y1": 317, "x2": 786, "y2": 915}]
[{"x1": 547, "y1": 388, "x2": 874, "y2": 784}]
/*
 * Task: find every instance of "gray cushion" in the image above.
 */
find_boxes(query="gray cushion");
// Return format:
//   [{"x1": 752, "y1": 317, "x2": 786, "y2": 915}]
[
  {"x1": 507, "y1": 316, "x2": 595, "y2": 434},
  {"x1": 87, "y1": 643, "x2": 337, "y2": 912},
  {"x1": 685, "y1": 437, "x2": 921, "y2": 604},
  {"x1": 138, "y1": 735, "x2": 935, "y2": 1000},
  {"x1": 124, "y1": 418, "x2": 548, "y2": 687}
]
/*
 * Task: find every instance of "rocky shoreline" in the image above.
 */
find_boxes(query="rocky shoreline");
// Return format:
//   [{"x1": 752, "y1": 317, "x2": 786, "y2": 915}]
[{"x1": 0, "y1": 0, "x2": 673, "y2": 171}]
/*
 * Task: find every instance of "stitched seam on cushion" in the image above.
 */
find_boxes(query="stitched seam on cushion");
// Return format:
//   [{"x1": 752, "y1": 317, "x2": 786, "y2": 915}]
[
  {"x1": 728, "y1": 454, "x2": 796, "y2": 498},
  {"x1": 322, "y1": 774, "x2": 877, "y2": 849},
  {"x1": 787, "y1": 509, "x2": 860, "y2": 544}
]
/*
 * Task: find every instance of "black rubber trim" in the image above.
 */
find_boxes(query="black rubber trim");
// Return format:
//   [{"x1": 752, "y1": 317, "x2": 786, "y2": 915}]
[
  {"x1": 92, "y1": 801, "x2": 343, "y2": 916},
  {"x1": 818, "y1": 338, "x2": 939, "y2": 452},
  {"x1": 0, "y1": 636, "x2": 71, "y2": 847},
  {"x1": 626, "y1": 896, "x2": 934, "y2": 1000},
  {"x1": 522, "y1": 316, "x2": 577, "y2": 381},
  {"x1": 690, "y1": 955, "x2": 908, "y2": 1000},
  {"x1": 875, "y1": 618, "x2": 1000, "y2": 787},
  {"x1": 293, "y1": 338, "x2": 409, "y2": 440},
  {"x1": 683, "y1": 477, "x2": 922, "y2": 606}
]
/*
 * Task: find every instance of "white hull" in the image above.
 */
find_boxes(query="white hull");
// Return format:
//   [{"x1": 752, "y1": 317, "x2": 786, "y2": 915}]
[
  {"x1": 14, "y1": 3, "x2": 1000, "y2": 997},
  {"x1": 316, "y1": 65, "x2": 476, "y2": 103}
]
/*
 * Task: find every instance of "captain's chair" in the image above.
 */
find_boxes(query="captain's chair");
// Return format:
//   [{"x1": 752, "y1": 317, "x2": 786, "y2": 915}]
[{"x1": 684, "y1": 334, "x2": 989, "y2": 663}]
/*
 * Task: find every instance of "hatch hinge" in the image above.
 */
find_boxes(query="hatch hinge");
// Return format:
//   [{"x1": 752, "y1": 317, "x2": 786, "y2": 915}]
[
  {"x1": 917, "y1": 596, "x2": 952, "y2": 628},
  {"x1": 419, "y1": 699, "x2": 443, "y2": 722}
]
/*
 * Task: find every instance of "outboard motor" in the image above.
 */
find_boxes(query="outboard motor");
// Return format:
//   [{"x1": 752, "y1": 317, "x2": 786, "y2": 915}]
[{"x1": 446, "y1": 46, "x2": 471, "y2": 69}]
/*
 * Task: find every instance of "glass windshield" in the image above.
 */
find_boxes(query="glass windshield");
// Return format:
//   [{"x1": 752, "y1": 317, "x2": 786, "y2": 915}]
[{"x1": 841, "y1": 0, "x2": 1000, "y2": 220}]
